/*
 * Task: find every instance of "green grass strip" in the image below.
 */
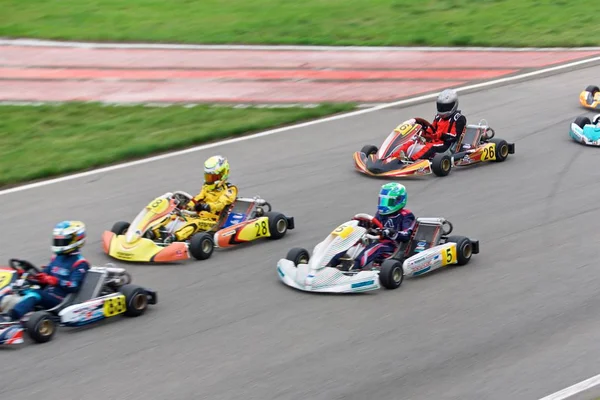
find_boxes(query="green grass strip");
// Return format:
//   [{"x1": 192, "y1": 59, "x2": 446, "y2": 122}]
[
  {"x1": 0, "y1": 103, "x2": 354, "y2": 187},
  {"x1": 2, "y1": 0, "x2": 598, "y2": 47}
]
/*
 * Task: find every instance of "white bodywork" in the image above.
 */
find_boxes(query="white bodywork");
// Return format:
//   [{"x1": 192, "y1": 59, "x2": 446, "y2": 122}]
[
  {"x1": 401, "y1": 217, "x2": 459, "y2": 277},
  {"x1": 277, "y1": 217, "x2": 382, "y2": 293}
]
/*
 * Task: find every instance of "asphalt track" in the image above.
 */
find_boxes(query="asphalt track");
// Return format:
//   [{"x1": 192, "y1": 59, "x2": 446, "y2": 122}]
[{"x1": 2, "y1": 63, "x2": 600, "y2": 400}]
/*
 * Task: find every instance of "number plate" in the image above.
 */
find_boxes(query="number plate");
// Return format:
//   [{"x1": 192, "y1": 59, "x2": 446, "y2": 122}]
[
  {"x1": 480, "y1": 143, "x2": 497, "y2": 161},
  {"x1": 331, "y1": 224, "x2": 354, "y2": 239},
  {"x1": 0, "y1": 271, "x2": 13, "y2": 290},
  {"x1": 442, "y1": 245, "x2": 457, "y2": 266},
  {"x1": 103, "y1": 294, "x2": 127, "y2": 317}
]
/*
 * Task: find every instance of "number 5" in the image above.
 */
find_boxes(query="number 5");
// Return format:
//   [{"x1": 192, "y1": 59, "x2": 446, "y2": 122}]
[{"x1": 445, "y1": 248, "x2": 452, "y2": 263}]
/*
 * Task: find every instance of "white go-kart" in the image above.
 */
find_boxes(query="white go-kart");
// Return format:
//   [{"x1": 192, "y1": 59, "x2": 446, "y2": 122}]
[{"x1": 276, "y1": 213, "x2": 479, "y2": 294}]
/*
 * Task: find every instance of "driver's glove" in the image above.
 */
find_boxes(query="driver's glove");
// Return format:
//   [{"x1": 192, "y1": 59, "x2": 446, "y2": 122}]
[
  {"x1": 35, "y1": 273, "x2": 58, "y2": 286},
  {"x1": 382, "y1": 228, "x2": 396, "y2": 238},
  {"x1": 194, "y1": 203, "x2": 211, "y2": 213}
]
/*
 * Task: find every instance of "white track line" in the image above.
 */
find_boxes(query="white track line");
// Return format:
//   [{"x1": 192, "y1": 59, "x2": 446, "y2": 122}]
[
  {"x1": 539, "y1": 373, "x2": 600, "y2": 400},
  {"x1": 1, "y1": 54, "x2": 600, "y2": 197},
  {"x1": 2, "y1": 38, "x2": 600, "y2": 52}
]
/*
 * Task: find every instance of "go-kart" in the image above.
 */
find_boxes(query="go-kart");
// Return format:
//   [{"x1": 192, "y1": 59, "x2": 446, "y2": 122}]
[
  {"x1": 569, "y1": 115, "x2": 600, "y2": 146},
  {"x1": 102, "y1": 191, "x2": 295, "y2": 263},
  {"x1": 277, "y1": 214, "x2": 479, "y2": 294},
  {"x1": 0, "y1": 259, "x2": 157, "y2": 345},
  {"x1": 579, "y1": 85, "x2": 600, "y2": 110},
  {"x1": 353, "y1": 117, "x2": 515, "y2": 178}
]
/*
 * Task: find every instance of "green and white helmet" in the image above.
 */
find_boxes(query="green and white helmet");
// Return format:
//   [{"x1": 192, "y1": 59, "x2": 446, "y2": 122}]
[{"x1": 377, "y1": 182, "x2": 407, "y2": 215}]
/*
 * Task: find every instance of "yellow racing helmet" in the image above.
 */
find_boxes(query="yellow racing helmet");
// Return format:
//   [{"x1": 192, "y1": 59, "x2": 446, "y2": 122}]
[{"x1": 203, "y1": 155, "x2": 230, "y2": 189}]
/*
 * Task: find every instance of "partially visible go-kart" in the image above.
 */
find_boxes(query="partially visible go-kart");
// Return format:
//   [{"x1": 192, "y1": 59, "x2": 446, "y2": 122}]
[
  {"x1": 102, "y1": 191, "x2": 295, "y2": 263},
  {"x1": 276, "y1": 213, "x2": 479, "y2": 294},
  {"x1": 569, "y1": 115, "x2": 600, "y2": 146},
  {"x1": 579, "y1": 85, "x2": 600, "y2": 110},
  {"x1": 0, "y1": 259, "x2": 157, "y2": 345},
  {"x1": 353, "y1": 117, "x2": 515, "y2": 178}
]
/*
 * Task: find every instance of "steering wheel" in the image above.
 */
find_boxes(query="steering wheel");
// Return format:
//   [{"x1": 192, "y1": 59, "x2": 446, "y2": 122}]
[
  {"x1": 413, "y1": 117, "x2": 434, "y2": 133},
  {"x1": 352, "y1": 213, "x2": 384, "y2": 229},
  {"x1": 9, "y1": 258, "x2": 42, "y2": 274}
]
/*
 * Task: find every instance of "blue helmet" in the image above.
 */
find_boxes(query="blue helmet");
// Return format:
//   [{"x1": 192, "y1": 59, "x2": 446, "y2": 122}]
[{"x1": 377, "y1": 183, "x2": 407, "y2": 215}]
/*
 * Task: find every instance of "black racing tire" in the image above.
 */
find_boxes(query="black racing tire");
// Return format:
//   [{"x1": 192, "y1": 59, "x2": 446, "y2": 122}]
[
  {"x1": 189, "y1": 232, "x2": 215, "y2": 260},
  {"x1": 286, "y1": 248, "x2": 310, "y2": 266},
  {"x1": 585, "y1": 85, "x2": 599, "y2": 94},
  {"x1": 489, "y1": 138, "x2": 510, "y2": 162},
  {"x1": 26, "y1": 311, "x2": 56, "y2": 343},
  {"x1": 379, "y1": 259, "x2": 404, "y2": 290},
  {"x1": 361, "y1": 145, "x2": 378, "y2": 156},
  {"x1": 431, "y1": 153, "x2": 452, "y2": 177},
  {"x1": 574, "y1": 116, "x2": 591, "y2": 129},
  {"x1": 266, "y1": 212, "x2": 288, "y2": 240},
  {"x1": 446, "y1": 236, "x2": 473, "y2": 266},
  {"x1": 111, "y1": 221, "x2": 130, "y2": 235},
  {"x1": 120, "y1": 284, "x2": 149, "y2": 317}
]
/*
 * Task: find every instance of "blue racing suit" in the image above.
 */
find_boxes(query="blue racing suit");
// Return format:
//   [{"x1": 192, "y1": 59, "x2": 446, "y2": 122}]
[
  {"x1": 330, "y1": 209, "x2": 416, "y2": 269},
  {"x1": 355, "y1": 208, "x2": 416, "y2": 267},
  {"x1": 10, "y1": 253, "x2": 90, "y2": 320}
]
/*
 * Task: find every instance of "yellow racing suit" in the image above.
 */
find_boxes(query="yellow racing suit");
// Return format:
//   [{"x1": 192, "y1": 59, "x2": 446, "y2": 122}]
[{"x1": 155, "y1": 182, "x2": 238, "y2": 241}]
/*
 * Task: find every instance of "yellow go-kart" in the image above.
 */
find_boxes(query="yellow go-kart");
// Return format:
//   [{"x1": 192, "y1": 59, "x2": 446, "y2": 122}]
[{"x1": 102, "y1": 191, "x2": 295, "y2": 263}]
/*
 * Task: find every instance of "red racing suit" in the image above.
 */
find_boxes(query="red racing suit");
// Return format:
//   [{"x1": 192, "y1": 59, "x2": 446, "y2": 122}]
[{"x1": 397, "y1": 111, "x2": 467, "y2": 161}]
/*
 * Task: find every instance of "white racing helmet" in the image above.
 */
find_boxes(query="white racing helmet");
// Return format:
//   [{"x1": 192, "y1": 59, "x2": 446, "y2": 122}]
[{"x1": 436, "y1": 89, "x2": 458, "y2": 118}]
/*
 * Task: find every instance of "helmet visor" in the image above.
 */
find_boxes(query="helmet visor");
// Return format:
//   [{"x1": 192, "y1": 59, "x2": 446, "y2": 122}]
[
  {"x1": 379, "y1": 194, "x2": 405, "y2": 209},
  {"x1": 436, "y1": 101, "x2": 455, "y2": 113},
  {"x1": 204, "y1": 172, "x2": 222, "y2": 184},
  {"x1": 53, "y1": 237, "x2": 71, "y2": 247}
]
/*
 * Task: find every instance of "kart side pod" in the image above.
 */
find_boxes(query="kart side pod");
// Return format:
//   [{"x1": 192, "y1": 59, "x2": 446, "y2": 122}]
[{"x1": 214, "y1": 213, "x2": 294, "y2": 248}]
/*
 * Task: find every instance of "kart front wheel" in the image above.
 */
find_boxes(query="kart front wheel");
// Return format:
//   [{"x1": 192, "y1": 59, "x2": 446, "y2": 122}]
[
  {"x1": 189, "y1": 232, "x2": 215, "y2": 260},
  {"x1": 432, "y1": 153, "x2": 452, "y2": 177},
  {"x1": 26, "y1": 311, "x2": 56, "y2": 343},
  {"x1": 360, "y1": 145, "x2": 378, "y2": 156},
  {"x1": 490, "y1": 139, "x2": 510, "y2": 162},
  {"x1": 446, "y1": 236, "x2": 473, "y2": 266},
  {"x1": 120, "y1": 284, "x2": 149, "y2": 317},
  {"x1": 111, "y1": 221, "x2": 130, "y2": 235},
  {"x1": 585, "y1": 85, "x2": 599, "y2": 95},
  {"x1": 574, "y1": 115, "x2": 591, "y2": 129},
  {"x1": 286, "y1": 248, "x2": 310, "y2": 266},
  {"x1": 266, "y1": 212, "x2": 288, "y2": 240},
  {"x1": 379, "y1": 259, "x2": 404, "y2": 290}
]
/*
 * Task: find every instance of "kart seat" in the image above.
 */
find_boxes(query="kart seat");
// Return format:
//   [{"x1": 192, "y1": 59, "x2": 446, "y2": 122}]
[
  {"x1": 46, "y1": 268, "x2": 107, "y2": 313},
  {"x1": 454, "y1": 125, "x2": 482, "y2": 152},
  {"x1": 402, "y1": 220, "x2": 444, "y2": 258}
]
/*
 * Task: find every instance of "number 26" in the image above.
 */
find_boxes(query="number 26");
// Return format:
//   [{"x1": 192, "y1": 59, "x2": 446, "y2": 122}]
[{"x1": 482, "y1": 146, "x2": 495, "y2": 160}]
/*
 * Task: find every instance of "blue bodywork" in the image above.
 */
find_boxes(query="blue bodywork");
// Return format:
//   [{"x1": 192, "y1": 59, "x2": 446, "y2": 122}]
[{"x1": 570, "y1": 122, "x2": 600, "y2": 146}]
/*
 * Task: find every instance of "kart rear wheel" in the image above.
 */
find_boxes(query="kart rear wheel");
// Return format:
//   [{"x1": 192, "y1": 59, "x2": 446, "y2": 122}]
[
  {"x1": 585, "y1": 85, "x2": 599, "y2": 94},
  {"x1": 189, "y1": 232, "x2": 215, "y2": 260},
  {"x1": 446, "y1": 236, "x2": 473, "y2": 266},
  {"x1": 574, "y1": 116, "x2": 591, "y2": 129},
  {"x1": 266, "y1": 212, "x2": 288, "y2": 240},
  {"x1": 111, "y1": 221, "x2": 130, "y2": 235},
  {"x1": 490, "y1": 138, "x2": 510, "y2": 162},
  {"x1": 432, "y1": 153, "x2": 452, "y2": 177},
  {"x1": 286, "y1": 248, "x2": 310, "y2": 266},
  {"x1": 26, "y1": 311, "x2": 56, "y2": 343},
  {"x1": 379, "y1": 259, "x2": 403, "y2": 290},
  {"x1": 361, "y1": 145, "x2": 378, "y2": 156},
  {"x1": 120, "y1": 284, "x2": 149, "y2": 317}
]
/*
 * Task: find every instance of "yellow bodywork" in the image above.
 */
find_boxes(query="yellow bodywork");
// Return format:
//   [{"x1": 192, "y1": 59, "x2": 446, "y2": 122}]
[{"x1": 580, "y1": 90, "x2": 600, "y2": 110}]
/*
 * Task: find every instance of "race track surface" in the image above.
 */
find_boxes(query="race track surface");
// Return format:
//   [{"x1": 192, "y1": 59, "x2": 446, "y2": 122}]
[{"x1": 2, "y1": 64, "x2": 600, "y2": 400}]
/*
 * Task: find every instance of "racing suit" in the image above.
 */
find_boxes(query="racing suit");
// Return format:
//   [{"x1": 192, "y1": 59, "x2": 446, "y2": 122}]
[
  {"x1": 159, "y1": 182, "x2": 238, "y2": 241},
  {"x1": 396, "y1": 111, "x2": 466, "y2": 161},
  {"x1": 9, "y1": 253, "x2": 90, "y2": 320},
  {"x1": 330, "y1": 209, "x2": 416, "y2": 269}
]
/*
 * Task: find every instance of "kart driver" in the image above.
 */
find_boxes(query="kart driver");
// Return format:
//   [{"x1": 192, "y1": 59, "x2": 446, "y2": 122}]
[
  {"x1": 395, "y1": 88, "x2": 467, "y2": 161},
  {"x1": 0, "y1": 221, "x2": 90, "y2": 321},
  {"x1": 153, "y1": 155, "x2": 238, "y2": 242},
  {"x1": 330, "y1": 182, "x2": 415, "y2": 270}
]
